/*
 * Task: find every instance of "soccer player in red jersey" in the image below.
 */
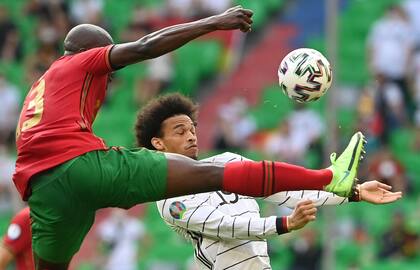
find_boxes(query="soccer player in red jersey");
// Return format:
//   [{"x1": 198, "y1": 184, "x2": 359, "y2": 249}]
[
  {"x1": 0, "y1": 207, "x2": 34, "y2": 270},
  {"x1": 13, "y1": 6, "x2": 367, "y2": 270}
]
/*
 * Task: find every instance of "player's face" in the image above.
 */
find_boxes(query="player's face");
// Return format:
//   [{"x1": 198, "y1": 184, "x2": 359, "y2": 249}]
[{"x1": 155, "y1": 115, "x2": 198, "y2": 159}]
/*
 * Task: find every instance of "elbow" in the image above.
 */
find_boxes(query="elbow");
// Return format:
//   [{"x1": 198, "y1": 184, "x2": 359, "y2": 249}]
[{"x1": 134, "y1": 38, "x2": 155, "y2": 60}]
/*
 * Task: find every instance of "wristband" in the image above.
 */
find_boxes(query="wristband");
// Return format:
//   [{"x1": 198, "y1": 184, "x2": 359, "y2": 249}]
[{"x1": 276, "y1": 216, "x2": 289, "y2": 234}]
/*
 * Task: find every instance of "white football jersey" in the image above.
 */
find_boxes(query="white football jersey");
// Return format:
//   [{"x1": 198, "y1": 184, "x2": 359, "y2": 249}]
[{"x1": 157, "y1": 152, "x2": 349, "y2": 269}]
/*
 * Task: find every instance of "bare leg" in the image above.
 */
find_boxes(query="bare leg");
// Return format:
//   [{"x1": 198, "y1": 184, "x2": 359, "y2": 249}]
[
  {"x1": 163, "y1": 152, "x2": 334, "y2": 198},
  {"x1": 164, "y1": 153, "x2": 224, "y2": 197}
]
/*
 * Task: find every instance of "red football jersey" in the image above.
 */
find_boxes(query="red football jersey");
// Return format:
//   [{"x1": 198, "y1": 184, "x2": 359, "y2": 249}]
[
  {"x1": 2, "y1": 207, "x2": 33, "y2": 270},
  {"x1": 14, "y1": 46, "x2": 113, "y2": 199}
]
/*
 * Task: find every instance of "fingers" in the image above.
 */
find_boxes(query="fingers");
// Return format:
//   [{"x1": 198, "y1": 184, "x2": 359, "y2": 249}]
[
  {"x1": 222, "y1": 6, "x2": 254, "y2": 32},
  {"x1": 304, "y1": 208, "x2": 317, "y2": 215},
  {"x1": 228, "y1": 6, "x2": 253, "y2": 17},
  {"x1": 240, "y1": 22, "x2": 252, "y2": 33},
  {"x1": 296, "y1": 200, "x2": 315, "y2": 210},
  {"x1": 296, "y1": 200, "x2": 313, "y2": 206},
  {"x1": 391, "y1": 191, "x2": 403, "y2": 197},
  {"x1": 307, "y1": 215, "x2": 317, "y2": 221},
  {"x1": 378, "y1": 188, "x2": 402, "y2": 195},
  {"x1": 226, "y1": 5, "x2": 242, "y2": 12},
  {"x1": 243, "y1": 14, "x2": 253, "y2": 24},
  {"x1": 302, "y1": 209, "x2": 317, "y2": 222},
  {"x1": 241, "y1": 8, "x2": 254, "y2": 18},
  {"x1": 293, "y1": 201, "x2": 316, "y2": 216},
  {"x1": 303, "y1": 208, "x2": 317, "y2": 220},
  {"x1": 381, "y1": 194, "x2": 402, "y2": 203},
  {"x1": 296, "y1": 200, "x2": 317, "y2": 220},
  {"x1": 372, "y1": 191, "x2": 403, "y2": 204},
  {"x1": 288, "y1": 201, "x2": 317, "y2": 230},
  {"x1": 239, "y1": 10, "x2": 253, "y2": 32},
  {"x1": 383, "y1": 191, "x2": 403, "y2": 199},
  {"x1": 377, "y1": 182, "x2": 392, "y2": 190}
]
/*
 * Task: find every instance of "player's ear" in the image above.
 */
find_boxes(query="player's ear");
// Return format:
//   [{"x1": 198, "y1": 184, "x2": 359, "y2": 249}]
[{"x1": 151, "y1": 137, "x2": 165, "y2": 151}]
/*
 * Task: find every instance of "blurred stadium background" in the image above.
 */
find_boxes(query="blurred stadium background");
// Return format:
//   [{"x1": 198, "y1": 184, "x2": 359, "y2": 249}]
[{"x1": 0, "y1": 0, "x2": 420, "y2": 269}]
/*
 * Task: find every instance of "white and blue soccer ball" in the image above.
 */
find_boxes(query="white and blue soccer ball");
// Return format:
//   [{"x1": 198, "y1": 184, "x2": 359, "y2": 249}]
[{"x1": 278, "y1": 48, "x2": 332, "y2": 103}]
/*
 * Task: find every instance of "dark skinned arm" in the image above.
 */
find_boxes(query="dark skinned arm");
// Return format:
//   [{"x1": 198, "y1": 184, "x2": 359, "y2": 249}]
[{"x1": 109, "y1": 6, "x2": 253, "y2": 68}]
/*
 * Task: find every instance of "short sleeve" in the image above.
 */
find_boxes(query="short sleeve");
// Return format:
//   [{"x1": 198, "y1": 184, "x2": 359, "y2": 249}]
[
  {"x1": 2, "y1": 208, "x2": 31, "y2": 255},
  {"x1": 72, "y1": 45, "x2": 113, "y2": 75}
]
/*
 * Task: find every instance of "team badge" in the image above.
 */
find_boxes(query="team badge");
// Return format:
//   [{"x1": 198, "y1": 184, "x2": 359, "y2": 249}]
[
  {"x1": 7, "y1": 224, "x2": 21, "y2": 240},
  {"x1": 169, "y1": 201, "x2": 186, "y2": 219}
]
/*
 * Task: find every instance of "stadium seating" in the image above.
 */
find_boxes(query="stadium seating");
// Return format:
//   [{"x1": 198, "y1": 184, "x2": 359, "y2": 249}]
[
  {"x1": 248, "y1": 85, "x2": 292, "y2": 130},
  {"x1": 170, "y1": 40, "x2": 223, "y2": 96},
  {"x1": 338, "y1": 0, "x2": 403, "y2": 85},
  {"x1": 1, "y1": 0, "x2": 419, "y2": 269},
  {"x1": 233, "y1": 0, "x2": 285, "y2": 29}
]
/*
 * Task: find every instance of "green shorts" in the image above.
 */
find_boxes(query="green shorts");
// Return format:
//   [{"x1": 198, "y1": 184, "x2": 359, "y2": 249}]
[{"x1": 28, "y1": 147, "x2": 167, "y2": 263}]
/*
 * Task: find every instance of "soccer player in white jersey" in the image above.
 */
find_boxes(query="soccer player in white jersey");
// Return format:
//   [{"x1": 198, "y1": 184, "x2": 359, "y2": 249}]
[{"x1": 135, "y1": 94, "x2": 402, "y2": 269}]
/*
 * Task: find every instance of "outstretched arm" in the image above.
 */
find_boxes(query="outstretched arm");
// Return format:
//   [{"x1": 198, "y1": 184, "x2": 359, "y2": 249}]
[
  {"x1": 264, "y1": 190, "x2": 350, "y2": 208},
  {"x1": 158, "y1": 196, "x2": 316, "y2": 240},
  {"x1": 159, "y1": 194, "x2": 281, "y2": 240},
  {"x1": 109, "y1": 6, "x2": 253, "y2": 68},
  {"x1": 264, "y1": 181, "x2": 402, "y2": 208}
]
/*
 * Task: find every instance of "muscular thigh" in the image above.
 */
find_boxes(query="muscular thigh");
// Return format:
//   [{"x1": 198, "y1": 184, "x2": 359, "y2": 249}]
[
  {"x1": 28, "y1": 148, "x2": 168, "y2": 263},
  {"x1": 28, "y1": 167, "x2": 95, "y2": 264},
  {"x1": 60, "y1": 148, "x2": 168, "y2": 208}
]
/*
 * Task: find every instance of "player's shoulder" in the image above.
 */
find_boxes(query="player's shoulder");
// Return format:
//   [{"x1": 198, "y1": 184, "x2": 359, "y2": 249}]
[
  {"x1": 63, "y1": 45, "x2": 112, "y2": 68},
  {"x1": 71, "y1": 45, "x2": 111, "y2": 58},
  {"x1": 200, "y1": 152, "x2": 248, "y2": 164}
]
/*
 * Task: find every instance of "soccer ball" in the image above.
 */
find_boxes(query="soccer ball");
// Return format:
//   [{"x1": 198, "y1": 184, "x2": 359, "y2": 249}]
[{"x1": 278, "y1": 48, "x2": 332, "y2": 103}]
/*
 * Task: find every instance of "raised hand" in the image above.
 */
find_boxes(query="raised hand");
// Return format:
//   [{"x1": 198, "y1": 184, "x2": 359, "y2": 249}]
[
  {"x1": 360, "y1": 180, "x2": 403, "y2": 204},
  {"x1": 287, "y1": 200, "x2": 317, "y2": 231},
  {"x1": 212, "y1": 5, "x2": 254, "y2": 32}
]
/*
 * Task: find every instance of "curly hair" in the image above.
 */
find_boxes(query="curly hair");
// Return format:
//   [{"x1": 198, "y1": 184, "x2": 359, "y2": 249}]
[{"x1": 135, "y1": 93, "x2": 198, "y2": 150}]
